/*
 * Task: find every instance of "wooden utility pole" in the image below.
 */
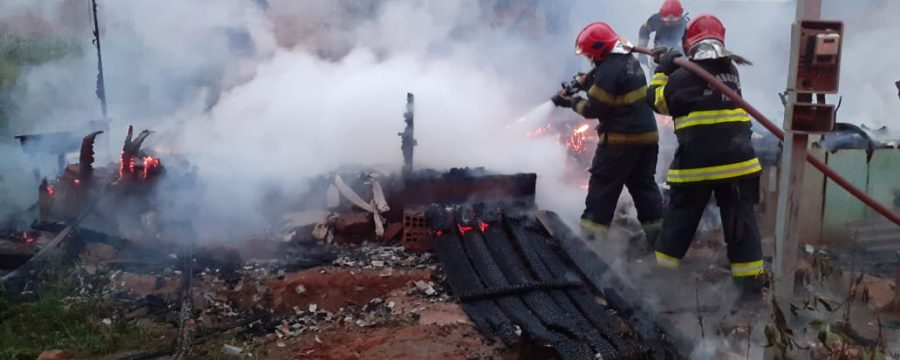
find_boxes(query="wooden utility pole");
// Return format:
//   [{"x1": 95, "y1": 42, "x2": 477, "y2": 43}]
[
  {"x1": 399, "y1": 93, "x2": 416, "y2": 178},
  {"x1": 90, "y1": 0, "x2": 107, "y2": 119},
  {"x1": 773, "y1": 0, "x2": 823, "y2": 300},
  {"x1": 89, "y1": 0, "x2": 111, "y2": 160}
]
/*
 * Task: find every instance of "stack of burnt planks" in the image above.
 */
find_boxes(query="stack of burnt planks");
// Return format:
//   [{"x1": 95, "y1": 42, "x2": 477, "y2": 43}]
[{"x1": 427, "y1": 205, "x2": 649, "y2": 360}]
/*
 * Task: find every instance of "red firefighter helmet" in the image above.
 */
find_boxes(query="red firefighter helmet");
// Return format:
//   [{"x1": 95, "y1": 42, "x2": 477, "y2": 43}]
[
  {"x1": 683, "y1": 13, "x2": 726, "y2": 52},
  {"x1": 659, "y1": 0, "x2": 684, "y2": 24},
  {"x1": 575, "y1": 22, "x2": 619, "y2": 61}
]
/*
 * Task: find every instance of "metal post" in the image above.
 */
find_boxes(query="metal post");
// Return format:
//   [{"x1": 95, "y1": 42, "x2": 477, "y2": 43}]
[{"x1": 773, "y1": 0, "x2": 822, "y2": 300}]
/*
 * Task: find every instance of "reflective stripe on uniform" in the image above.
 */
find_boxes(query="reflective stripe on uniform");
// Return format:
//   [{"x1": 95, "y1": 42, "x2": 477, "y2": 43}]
[
  {"x1": 650, "y1": 72, "x2": 668, "y2": 86},
  {"x1": 673, "y1": 109, "x2": 751, "y2": 130},
  {"x1": 574, "y1": 99, "x2": 588, "y2": 114},
  {"x1": 731, "y1": 260, "x2": 764, "y2": 277},
  {"x1": 599, "y1": 131, "x2": 659, "y2": 145},
  {"x1": 587, "y1": 85, "x2": 647, "y2": 107},
  {"x1": 655, "y1": 251, "x2": 680, "y2": 268},
  {"x1": 653, "y1": 85, "x2": 669, "y2": 115},
  {"x1": 667, "y1": 158, "x2": 762, "y2": 183}
]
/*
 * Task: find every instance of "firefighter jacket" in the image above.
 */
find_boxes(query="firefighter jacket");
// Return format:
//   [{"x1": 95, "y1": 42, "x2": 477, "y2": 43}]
[
  {"x1": 639, "y1": 13, "x2": 689, "y2": 49},
  {"x1": 647, "y1": 58, "x2": 761, "y2": 185},
  {"x1": 573, "y1": 53, "x2": 659, "y2": 145}
]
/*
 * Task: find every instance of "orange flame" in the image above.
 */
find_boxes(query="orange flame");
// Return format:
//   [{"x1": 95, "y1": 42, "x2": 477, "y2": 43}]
[
  {"x1": 564, "y1": 121, "x2": 594, "y2": 154},
  {"x1": 142, "y1": 156, "x2": 160, "y2": 180}
]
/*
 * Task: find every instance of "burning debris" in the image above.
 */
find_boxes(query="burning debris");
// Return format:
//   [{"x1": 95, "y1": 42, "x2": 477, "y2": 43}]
[{"x1": 36, "y1": 125, "x2": 164, "y2": 224}]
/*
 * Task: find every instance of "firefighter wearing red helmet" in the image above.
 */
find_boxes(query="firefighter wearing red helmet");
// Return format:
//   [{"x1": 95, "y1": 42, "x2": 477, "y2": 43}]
[
  {"x1": 647, "y1": 14, "x2": 766, "y2": 297},
  {"x1": 638, "y1": 0, "x2": 689, "y2": 67},
  {"x1": 552, "y1": 22, "x2": 664, "y2": 249}
]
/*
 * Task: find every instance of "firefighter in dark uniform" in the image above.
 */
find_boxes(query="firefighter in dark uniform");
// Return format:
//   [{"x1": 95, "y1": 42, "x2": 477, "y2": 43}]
[
  {"x1": 552, "y1": 22, "x2": 664, "y2": 245},
  {"x1": 647, "y1": 14, "x2": 766, "y2": 294},
  {"x1": 638, "y1": 0, "x2": 689, "y2": 68}
]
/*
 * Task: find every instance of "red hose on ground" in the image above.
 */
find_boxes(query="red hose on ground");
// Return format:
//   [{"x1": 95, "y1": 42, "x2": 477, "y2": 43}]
[{"x1": 632, "y1": 47, "x2": 900, "y2": 226}]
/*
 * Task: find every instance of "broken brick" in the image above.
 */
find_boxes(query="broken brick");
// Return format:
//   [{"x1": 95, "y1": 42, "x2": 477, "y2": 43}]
[
  {"x1": 383, "y1": 223, "x2": 403, "y2": 241},
  {"x1": 333, "y1": 212, "x2": 374, "y2": 245}
]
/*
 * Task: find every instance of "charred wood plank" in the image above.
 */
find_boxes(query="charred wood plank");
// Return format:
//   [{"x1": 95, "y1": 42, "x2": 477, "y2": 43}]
[
  {"x1": 427, "y1": 207, "x2": 519, "y2": 345},
  {"x1": 514, "y1": 219, "x2": 651, "y2": 359},
  {"x1": 477, "y1": 212, "x2": 619, "y2": 359},
  {"x1": 505, "y1": 215, "x2": 642, "y2": 357},
  {"x1": 536, "y1": 210, "x2": 689, "y2": 359},
  {"x1": 457, "y1": 280, "x2": 581, "y2": 301},
  {"x1": 459, "y1": 225, "x2": 595, "y2": 360}
]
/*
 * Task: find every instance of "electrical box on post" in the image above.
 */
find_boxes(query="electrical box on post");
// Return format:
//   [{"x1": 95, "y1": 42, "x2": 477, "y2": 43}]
[
  {"x1": 794, "y1": 20, "x2": 843, "y2": 94},
  {"x1": 786, "y1": 103, "x2": 835, "y2": 132}
]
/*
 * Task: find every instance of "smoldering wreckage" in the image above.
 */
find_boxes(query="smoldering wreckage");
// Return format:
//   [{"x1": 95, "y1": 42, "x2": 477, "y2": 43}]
[
  {"x1": 3, "y1": 5, "x2": 900, "y2": 360},
  {"x1": 3, "y1": 90, "x2": 899, "y2": 359},
  {"x1": 0, "y1": 99, "x2": 657, "y2": 359}
]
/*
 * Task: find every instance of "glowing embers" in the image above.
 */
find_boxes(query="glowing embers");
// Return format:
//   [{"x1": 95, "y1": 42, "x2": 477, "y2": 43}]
[
  {"x1": 456, "y1": 222, "x2": 490, "y2": 236},
  {"x1": 564, "y1": 122, "x2": 593, "y2": 155},
  {"x1": 142, "y1": 156, "x2": 161, "y2": 180},
  {"x1": 525, "y1": 123, "x2": 552, "y2": 138},
  {"x1": 457, "y1": 224, "x2": 475, "y2": 235},
  {"x1": 118, "y1": 150, "x2": 133, "y2": 180},
  {"x1": 522, "y1": 120, "x2": 597, "y2": 156},
  {"x1": 22, "y1": 231, "x2": 35, "y2": 245},
  {"x1": 118, "y1": 152, "x2": 162, "y2": 182},
  {"x1": 118, "y1": 125, "x2": 161, "y2": 182}
]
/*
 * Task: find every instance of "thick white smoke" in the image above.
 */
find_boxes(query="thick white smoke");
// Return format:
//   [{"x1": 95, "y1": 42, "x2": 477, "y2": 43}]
[
  {"x1": 1, "y1": 0, "x2": 897, "y2": 356},
  {"x1": 1, "y1": 0, "x2": 897, "y2": 238}
]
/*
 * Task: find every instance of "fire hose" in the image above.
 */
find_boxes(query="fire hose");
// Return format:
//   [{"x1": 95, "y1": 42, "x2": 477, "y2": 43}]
[{"x1": 629, "y1": 46, "x2": 900, "y2": 226}]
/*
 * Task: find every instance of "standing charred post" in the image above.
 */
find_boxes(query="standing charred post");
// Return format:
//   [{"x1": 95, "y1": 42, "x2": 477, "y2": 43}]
[
  {"x1": 895, "y1": 80, "x2": 899, "y2": 101},
  {"x1": 90, "y1": 0, "x2": 112, "y2": 161},
  {"x1": 399, "y1": 93, "x2": 417, "y2": 177},
  {"x1": 90, "y1": 0, "x2": 107, "y2": 119}
]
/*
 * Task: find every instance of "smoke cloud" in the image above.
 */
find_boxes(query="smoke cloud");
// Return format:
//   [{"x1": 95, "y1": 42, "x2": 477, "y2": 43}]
[
  {"x1": 1, "y1": 0, "x2": 895, "y2": 245},
  {"x1": 1, "y1": 0, "x2": 898, "y2": 356}
]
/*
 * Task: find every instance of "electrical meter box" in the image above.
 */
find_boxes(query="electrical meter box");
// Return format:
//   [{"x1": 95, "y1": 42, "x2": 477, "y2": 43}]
[
  {"x1": 793, "y1": 20, "x2": 843, "y2": 94},
  {"x1": 786, "y1": 103, "x2": 835, "y2": 133}
]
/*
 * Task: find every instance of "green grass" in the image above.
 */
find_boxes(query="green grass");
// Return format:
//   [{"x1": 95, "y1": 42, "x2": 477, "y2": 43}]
[
  {"x1": 0, "y1": 293, "x2": 165, "y2": 360},
  {"x1": 0, "y1": 33, "x2": 81, "y2": 85},
  {"x1": 0, "y1": 32, "x2": 82, "y2": 134}
]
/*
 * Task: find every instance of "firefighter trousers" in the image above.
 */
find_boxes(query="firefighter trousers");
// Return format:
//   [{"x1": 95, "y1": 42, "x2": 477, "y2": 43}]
[
  {"x1": 582, "y1": 143, "x2": 664, "y2": 226},
  {"x1": 655, "y1": 176, "x2": 764, "y2": 278}
]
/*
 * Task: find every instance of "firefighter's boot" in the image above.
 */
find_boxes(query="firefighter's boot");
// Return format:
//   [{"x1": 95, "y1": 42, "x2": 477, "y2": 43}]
[
  {"x1": 580, "y1": 219, "x2": 609, "y2": 242},
  {"x1": 732, "y1": 274, "x2": 769, "y2": 307},
  {"x1": 641, "y1": 219, "x2": 663, "y2": 250}
]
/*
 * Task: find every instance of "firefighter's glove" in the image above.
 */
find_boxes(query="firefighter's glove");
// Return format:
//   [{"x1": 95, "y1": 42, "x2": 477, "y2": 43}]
[
  {"x1": 653, "y1": 48, "x2": 682, "y2": 75},
  {"x1": 551, "y1": 93, "x2": 582, "y2": 109}
]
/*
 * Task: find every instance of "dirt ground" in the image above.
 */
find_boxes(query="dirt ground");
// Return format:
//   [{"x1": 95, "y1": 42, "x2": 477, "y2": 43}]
[{"x1": 104, "y1": 245, "x2": 515, "y2": 360}]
